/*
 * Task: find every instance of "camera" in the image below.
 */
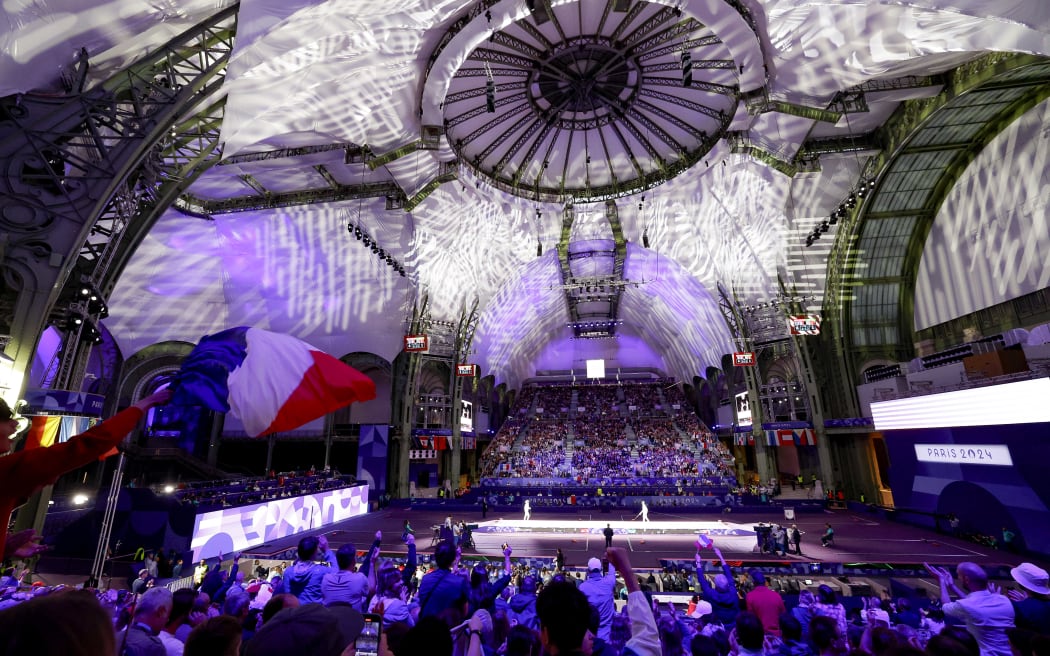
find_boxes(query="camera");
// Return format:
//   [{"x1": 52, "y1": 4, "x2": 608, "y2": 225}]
[{"x1": 501, "y1": 543, "x2": 509, "y2": 551}]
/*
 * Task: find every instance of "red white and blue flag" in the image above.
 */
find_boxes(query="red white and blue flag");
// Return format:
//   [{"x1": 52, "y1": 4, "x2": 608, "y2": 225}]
[
  {"x1": 794, "y1": 428, "x2": 817, "y2": 446},
  {"x1": 172, "y1": 327, "x2": 376, "y2": 437}
]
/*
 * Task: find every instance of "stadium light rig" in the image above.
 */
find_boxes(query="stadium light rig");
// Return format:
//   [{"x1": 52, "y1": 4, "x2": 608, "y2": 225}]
[{"x1": 805, "y1": 178, "x2": 876, "y2": 247}]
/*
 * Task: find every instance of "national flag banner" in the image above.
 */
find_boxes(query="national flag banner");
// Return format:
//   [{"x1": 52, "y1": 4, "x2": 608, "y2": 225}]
[
  {"x1": 434, "y1": 435, "x2": 449, "y2": 450},
  {"x1": 733, "y1": 433, "x2": 747, "y2": 446},
  {"x1": 418, "y1": 436, "x2": 434, "y2": 449},
  {"x1": 172, "y1": 327, "x2": 376, "y2": 437},
  {"x1": 794, "y1": 428, "x2": 817, "y2": 446},
  {"x1": 764, "y1": 431, "x2": 777, "y2": 446},
  {"x1": 23, "y1": 415, "x2": 95, "y2": 449},
  {"x1": 777, "y1": 429, "x2": 797, "y2": 446},
  {"x1": 497, "y1": 463, "x2": 512, "y2": 473},
  {"x1": 462, "y1": 435, "x2": 476, "y2": 450}
]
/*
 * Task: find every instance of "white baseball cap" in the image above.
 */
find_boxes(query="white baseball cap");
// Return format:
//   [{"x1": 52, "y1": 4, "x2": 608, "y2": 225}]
[{"x1": 588, "y1": 557, "x2": 602, "y2": 571}]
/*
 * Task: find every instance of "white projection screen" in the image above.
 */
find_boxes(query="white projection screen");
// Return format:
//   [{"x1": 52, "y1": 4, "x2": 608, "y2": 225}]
[{"x1": 586, "y1": 359, "x2": 606, "y2": 379}]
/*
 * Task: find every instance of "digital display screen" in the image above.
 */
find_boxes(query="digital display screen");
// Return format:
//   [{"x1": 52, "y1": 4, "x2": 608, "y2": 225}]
[
  {"x1": 872, "y1": 378, "x2": 1050, "y2": 430},
  {"x1": 190, "y1": 485, "x2": 369, "y2": 560},
  {"x1": 404, "y1": 335, "x2": 428, "y2": 352},
  {"x1": 732, "y1": 352, "x2": 755, "y2": 366},
  {"x1": 787, "y1": 314, "x2": 821, "y2": 335},
  {"x1": 735, "y1": 391, "x2": 752, "y2": 426},
  {"x1": 586, "y1": 359, "x2": 605, "y2": 379}
]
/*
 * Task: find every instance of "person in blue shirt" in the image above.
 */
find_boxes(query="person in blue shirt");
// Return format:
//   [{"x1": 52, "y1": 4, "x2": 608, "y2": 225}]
[
  {"x1": 694, "y1": 545, "x2": 740, "y2": 626},
  {"x1": 417, "y1": 540, "x2": 470, "y2": 618}
]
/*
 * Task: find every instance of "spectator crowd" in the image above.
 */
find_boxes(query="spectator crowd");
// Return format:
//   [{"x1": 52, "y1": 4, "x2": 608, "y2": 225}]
[{"x1": 2, "y1": 526, "x2": 1048, "y2": 656}]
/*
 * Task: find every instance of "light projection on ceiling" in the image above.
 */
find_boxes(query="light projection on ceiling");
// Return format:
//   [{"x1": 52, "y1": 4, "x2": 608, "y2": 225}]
[
  {"x1": 426, "y1": 0, "x2": 742, "y2": 202},
  {"x1": 6, "y1": 0, "x2": 1044, "y2": 387},
  {"x1": 914, "y1": 98, "x2": 1050, "y2": 330}
]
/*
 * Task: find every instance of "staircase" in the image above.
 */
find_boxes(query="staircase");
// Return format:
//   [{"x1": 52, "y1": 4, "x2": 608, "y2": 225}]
[
  {"x1": 562, "y1": 426, "x2": 576, "y2": 471},
  {"x1": 121, "y1": 443, "x2": 236, "y2": 480}
]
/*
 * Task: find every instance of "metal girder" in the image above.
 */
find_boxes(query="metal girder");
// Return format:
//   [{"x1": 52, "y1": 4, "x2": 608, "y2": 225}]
[
  {"x1": 621, "y1": 6, "x2": 688, "y2": 49},
  {"x1": 461, "y1": 104, "x2": 533, "y2": 153},
  {"x1": 833, "y1": 74, "x2": 945, "y2": 105},
  {"x1": 638, "y1": 87, "x2": 725, "y2": 121},
  {"x1": 628, "y1": 18, "x2": 707, "y2": 56},
  {"x1": 539, "y1": 0, "x2": 567, "y2": 42},
  {"x1": 106, "y1": 96, "x2": 228, "y2": 293},
  {"x1": 444, "y1": 81, "x2": 527, "y2": 106},
  {"x1": 619, "y1": 102, "x2": 683, "y2": 157},
  {"x1": 643, "y1": 75, "x2": 737, "y2": 96},
  {"x1": 641, "y1": 60, "x2": 735, "y2": 74},
  {"x1": 467, "y1": 48, "x2": 536, "y2": 70},
  {"x1": 368, "y1": 140, "x2": 423, "y2": 169},
  {"x1": 446, "y1": 92, "x2": 528, "y2": 129},
  {"x1": 180, "y1": 181, "x2": 404, "y2": 215},
  {"x1": 799, "y1": 133, "x2": 880, "y2": 156},
  {"x1": 453, "y1": 68, "x2": 531, "y2": 79},
  {"x1": 489, "y1": 31, "x2": 544, "y2": 59},
  {"x1": 476, "y1": 104, "x2": 539, "y2": 166},
  {"x1": 0, "y1": 5, "x2": 237, "y2": 387},
  {"x1": 511, "y1": 120, "x2": 557, "y2": 185},
  {"x1": 496, "y1": 117, "x2": 549, "y2": 175},
  {"x1": 314, "y1": 164, "x2": 341, "y2": 189},
  {"x1": 556, "y1": 203, "x2": 579, "y2": 322},
  {"x1": 606, "y1": 200, "x2": 627, "y2": 325},
  {"x1": 217, "y1": 142, "x2": 363, "y2": 165},
  {"x1": 605, "y1": 121, "x2": 646, "y2": 178},
  {"x1": 744, "y1": 97, "x2": 842, "y2": 122},
  {"x1": 403, "y1": 164, "x2": 459, "y2": 212},
  {"x1": 609, "y1": 1, "x2": 648, "y2": 43},
  {"x1": 636, "y1": 35, "x2": 721, "y2": 63},
  {"x1": 238, "y1": 173, "x2": 268, "y2": 195},
  {"x1": 515, "y1": 16, "x2": 555, "y2": 51},
  {"x1": 634, "y1": 99, "x2": 710, "y2": 142},
  {"x1": 615, "y1": 114, "x2": 666, "y2": 168},
  {"x1": 595, "y1": 0, "x2": 616, "y2": 36}
]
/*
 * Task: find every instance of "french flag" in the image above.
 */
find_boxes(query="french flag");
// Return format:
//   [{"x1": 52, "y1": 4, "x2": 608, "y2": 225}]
[{"x1": 172, "y1": 327, "x2": 376, "y2": 437}]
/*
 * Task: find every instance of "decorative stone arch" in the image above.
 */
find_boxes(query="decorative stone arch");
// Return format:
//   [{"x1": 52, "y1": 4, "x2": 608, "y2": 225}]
[
  {"x1": 858, "y1": 358, "x2": 901, "y2": 380},
  {"x1": 763, "y1": 356, "x2": 799, "y2": 387},
  {"x1": 340, "y1": 351, "x2": 393, "y2": 379},
  {"x1": 418, "y1": 360, "x2": 451, "y2": 395},
  {"x1": 117, "y1": 340, "x2": 195, "y2": 407}
]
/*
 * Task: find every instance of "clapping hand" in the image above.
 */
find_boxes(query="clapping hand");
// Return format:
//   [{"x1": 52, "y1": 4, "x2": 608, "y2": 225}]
[
  {"x1": 923, "y1": 563, "x2": 951, "y2": 582},
  {"x1": 5, "y1": 529, "x2": 47, "y2": 560},
  {"x1": 1007, "y1": 588, "x2": 1029, "y2": 602}
]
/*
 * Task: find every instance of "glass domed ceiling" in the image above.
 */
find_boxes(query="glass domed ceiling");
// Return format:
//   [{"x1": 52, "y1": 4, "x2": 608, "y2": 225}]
[{"x1": 431, "y1": 0, "x2": 741, "y2": 203}]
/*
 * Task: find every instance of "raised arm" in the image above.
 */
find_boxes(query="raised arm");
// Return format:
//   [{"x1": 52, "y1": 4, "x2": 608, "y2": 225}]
[
  {"x1": 607, "y1": 547, "x2": 660, "y2": 656},
  {"x1": 360, "y1": 531, "x2": 382, "y2": 577},
  {"x1": 400, "y1": 534, "x2": 417, "y2": 588},
  {"x1": 484, "y1": 545, "x2": 515, "y2": 606}
]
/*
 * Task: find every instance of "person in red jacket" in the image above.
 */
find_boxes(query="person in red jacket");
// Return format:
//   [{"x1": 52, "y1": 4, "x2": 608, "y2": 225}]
[{"x1": 0, "y1": 389, "x2": 172, "y2": 561}]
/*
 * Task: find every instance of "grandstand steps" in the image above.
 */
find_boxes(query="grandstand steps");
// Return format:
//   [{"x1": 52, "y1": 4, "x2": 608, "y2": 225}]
[
  {"x1": 562, "y1": 427, "x2": 575, "y2": 470},
  {"x1": 122, "y1": 443, "x2": 237, "y2": 480}
]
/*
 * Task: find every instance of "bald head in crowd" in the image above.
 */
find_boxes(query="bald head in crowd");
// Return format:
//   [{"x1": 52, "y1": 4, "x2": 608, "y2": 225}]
[{"x1": 957, "y1": 562, "x2": 989, "y2": 591}]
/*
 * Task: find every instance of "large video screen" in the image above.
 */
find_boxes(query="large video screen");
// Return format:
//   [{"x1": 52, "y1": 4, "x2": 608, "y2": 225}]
[
  {"x1": 885, "y1": 421, "x2": 1050, "y2": 558},
  {"x1": 871, "y1": 378, "x2": 1050, "y2": 430},
  {"x1": 190, "y1": 485, "x2": 369, "y2": 560}
]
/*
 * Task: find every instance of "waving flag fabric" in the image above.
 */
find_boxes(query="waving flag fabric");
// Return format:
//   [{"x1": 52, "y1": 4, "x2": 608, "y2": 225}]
[{"x1": 172, "y1": 327, "x2": 376, "y2": 437}]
